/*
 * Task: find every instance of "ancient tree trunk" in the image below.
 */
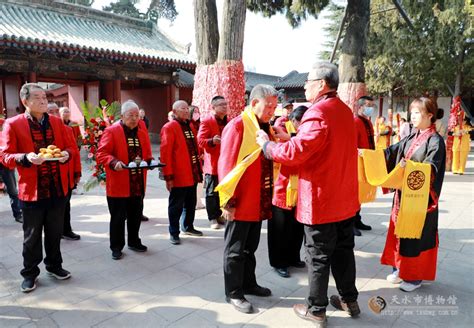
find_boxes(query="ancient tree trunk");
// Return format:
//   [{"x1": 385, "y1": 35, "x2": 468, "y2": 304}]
[
  {"x1": 192, "y1": 0, "x2": 247, "y2": 119},
  {"x1": 193, "y1": 0, "x2": 219, "y2": 65},
  {"x1": 217, "y1": 0, "x2": 246, "y2": 61},
  {"x1": 337, "y1": 0, "x2": 370, "y2": 113}
]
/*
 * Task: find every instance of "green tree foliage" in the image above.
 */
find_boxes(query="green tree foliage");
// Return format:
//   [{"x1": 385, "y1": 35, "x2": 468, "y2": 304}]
[
  {"x1": 66, "y1": 0, "x2": 94, "y2": 6},
  {"x1": 246, "y1": 0, "x2": 330, "y2": 27},
  {"x1": 317, "y1": 1, "x2": 345, "y2": 62},
  {"x1": 365, "y1": 0, "x2": 473, "y2": 96},
  {"x1": 103, "y1": 0, "x2": 177, "y2": 22}
]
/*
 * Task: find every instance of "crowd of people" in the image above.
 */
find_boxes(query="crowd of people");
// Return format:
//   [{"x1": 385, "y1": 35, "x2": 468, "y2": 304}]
[{"x1": 0, "y1": 60, "x2": 469, "y2": 327}]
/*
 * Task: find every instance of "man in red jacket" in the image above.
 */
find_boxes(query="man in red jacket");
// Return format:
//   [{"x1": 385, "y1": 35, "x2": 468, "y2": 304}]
[
  {"x1": 1, "y1": 83, "x2": 74, "y2": 293},
  {"x1": 96, "y1": 100, "x2": 153, "y2": 260},
  {"x1": 257, "y1": 62, "x2": 361, "y2": 326},
  {"x1": 160, "y1": 100, "x2": 203, "y2": 245},
  {"x1": 47, "y1": 103, "x2": 82, "y2": 241},
  {"x1": 197, "y1": 96, "x2": 228, "y2": 229},
  {"x1": 219, "y1": 84, "x2": 277, "y2": 314},
  {"x1": 353, "y1": 96, "x2": 376, "y2": 236}
]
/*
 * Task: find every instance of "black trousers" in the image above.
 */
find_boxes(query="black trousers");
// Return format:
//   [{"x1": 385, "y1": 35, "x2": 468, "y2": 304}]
[
  {"x1": 63, "y1": 190, "x2": 73, "y2": 235},
  {"x1": 354, "y1": 210, "x2": 362, "y2": 224},
  {"x1": 268, "y1": 206, "x2": 304, "y2": 268},
  {"x1": 224, "y1": 220, "x2": 262, "y2": 299},
  {"x1": 168, "y1": 184, "x2": 197, "y2": 236},
  {"x1": 21, "y1": 199, "x2": 66, "y2": 279},
  {"x1": 107, "y1": 196, "x2": 143, "y2": 251},
  {"x1": 204, "y1": 174, "x2": 222, "y2": 221},
  {"x1": 305, "y1": 216, "x2": 358, "y2": 314}
]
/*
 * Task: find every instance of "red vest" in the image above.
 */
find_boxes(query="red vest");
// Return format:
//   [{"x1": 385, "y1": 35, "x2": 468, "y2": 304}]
[
  {"x1": 0, "y1": 114, "x2": 74, "y2": 201},
  {"x1": 197, "y1": 115, "x2": 225, "y2": 175},
  {"x1": 96, "y1": 121, "x2": 152, "y2": 197},
  {"x1": 270, "y1": 96, "x2": 360, "y2": 225},
  {"x1": 65, "y1": 126, "x2": 82, "y2": 189},
  {"x1": 160, "y1": 120, "x2": 200, "y2": 187}
]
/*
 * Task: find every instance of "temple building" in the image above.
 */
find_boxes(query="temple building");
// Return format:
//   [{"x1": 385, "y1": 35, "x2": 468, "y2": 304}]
[{"x1": 0, "y1": 0, "x2": 194, "y2": 139}]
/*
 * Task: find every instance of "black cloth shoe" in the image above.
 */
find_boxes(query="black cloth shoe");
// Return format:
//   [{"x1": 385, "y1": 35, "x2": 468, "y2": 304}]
[
  {"x1": 112, "y1": 250, "x2": 123, "y2": 260},
  {"x1": 20, "y1": 277, "x2": 37, "y2": 293},
  {"x1": 141, "y1": 215, "x2": 149, "y2": 222},
  {"x1": 170, "y1": 235, "x2": 181, "y2": 245},
  {"x1": 330, "y1": 295, "x2": 360, "y2": 317},
  {"x1": 14, "y1": 214, "x2": 23, "y2": 223},
  {"x1": 244, "y1": 285, "x2": 271, "y2": 297},
  {"x1": 274, "y1": 267, "x2": 290, "y2": 278},
  {"x1": 47, "y1": 268, "x2": 71, "y2": 280},
  {"x1": 291, "y1": 261, "x2": 306, "y2": 268},
  {"x1": 353, "y1": 226, "x2": 362, "y2": 236},
  {"x1": 183, "y1": 228, "x2": 203, "y2": 236},
  {"x1": 226, "y1": 296, "x2": 253, "y2": 314},
  {"x1": 128, "y1": 244, "x2": 147, "y2": 252},
  {"x1": 355, "y1": 221, "x2": 372, "y2": 231},
  {"x1": 62, "y1": 231, "x2": 81, "y2": 240}
]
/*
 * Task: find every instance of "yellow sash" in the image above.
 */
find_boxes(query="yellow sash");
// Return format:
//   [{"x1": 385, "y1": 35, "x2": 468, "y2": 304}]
[
  {"x1": 360, "y1": 149, "x2": 431, "y2": 239},
  {"x1": 284, "y1": 120, "x2": 298, "y2": 207},
  {"x1": 215, "y1": 107, "x2": 262, "y2": 207}
]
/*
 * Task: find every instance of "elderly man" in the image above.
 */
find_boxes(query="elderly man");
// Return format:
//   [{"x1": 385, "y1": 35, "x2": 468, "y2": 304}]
[
  {"x1": 218, "y1": 84, "x2": 276, "y2": 314},
  {"x1": 160, "y1": 100, "x2": 203, "y2": 245},
  {"x1": 257, "y1": 62, "x2": 360, "y2": 327},
  {"x1": 273, "y1": 101, "x2": 294, "y2": 131},
  {"x1": 96, "y1": 100, "x2": 153, "y2": 260},
  {"x1": 197, "y1": 96, "x2": 228, "y2": 229},
  {"x1": 59, "y1": 107, "x2": 82, "y2": 149},
  {"x1": 48, "y1": 104, "x2": 82, "y2": 241},
  {"x1": 353, "y1": 96, "x2": 375, "y2": 236},
  {"x1": 1, "y1": 83, "x2": 74, "y2": 293}
]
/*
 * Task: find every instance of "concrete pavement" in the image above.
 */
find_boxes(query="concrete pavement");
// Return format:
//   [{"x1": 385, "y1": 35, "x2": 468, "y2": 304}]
[{"x1": 0, "y1": 148, "x2": 473, "y2": 327}]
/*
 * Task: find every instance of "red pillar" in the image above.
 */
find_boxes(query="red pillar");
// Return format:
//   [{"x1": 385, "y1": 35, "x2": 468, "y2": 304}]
[
  {"x1": 28, "y1": 72, "x2": 37, "y2": 83},
  {"x1": 100, "y1": 80, "x2": 122, "y2": 104}
]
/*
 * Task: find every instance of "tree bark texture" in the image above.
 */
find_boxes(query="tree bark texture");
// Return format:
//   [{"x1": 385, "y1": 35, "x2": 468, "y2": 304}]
[
  {"x1": 337, "y1": 0, "x2": 370, "y2": 112},
  {"x1": 193, "y1": 0, "x2": 219, "y2": 65},
  {"x1": 192, "y1": 0, "x2": 247, "y2": 119},
  {"x1": 218, "y1": 0, "x2": 246, "y2": 61}
]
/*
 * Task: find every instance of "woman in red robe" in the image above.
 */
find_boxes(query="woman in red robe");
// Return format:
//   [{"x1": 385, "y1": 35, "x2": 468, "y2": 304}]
[{"x1": 381, "y1": 97, "x2": 446, "y2": 292}]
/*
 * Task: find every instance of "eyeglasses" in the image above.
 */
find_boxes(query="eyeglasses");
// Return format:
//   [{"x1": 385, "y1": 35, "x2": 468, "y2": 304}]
[{"x1": 305, "y1": 78, "x2": 323, "y2": 85}]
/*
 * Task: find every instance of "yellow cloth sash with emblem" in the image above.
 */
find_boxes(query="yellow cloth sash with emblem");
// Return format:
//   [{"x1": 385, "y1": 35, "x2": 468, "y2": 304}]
[
  {"x1": 284, "y1": 120, "x2": 298, "y2": 207},
  {"x1": 360, "y1": 149, "x2": 431, "y2": 239},
  {"x1": 215, "y1": 106, "x2": 265, "y2": 207}
]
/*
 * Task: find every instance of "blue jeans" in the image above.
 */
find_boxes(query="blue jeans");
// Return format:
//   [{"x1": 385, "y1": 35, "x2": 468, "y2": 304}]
[{"x1": 0, "y1": 166, "x2": 21, "y2": 219}]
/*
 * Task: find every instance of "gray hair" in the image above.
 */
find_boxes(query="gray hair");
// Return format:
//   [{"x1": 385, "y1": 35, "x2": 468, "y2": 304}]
[
  {"x1": 249, "y1": 84, "x2": 278, "y2": 102},
  {"x1": 121, "y1": 100, "x2": 139, "y2": 115},
  {"x1": 47, "y1": 103, "x2": 59, "y2": 110},
  {"x1": 311, "y1": 62, "x2": 339, "y2": 89},
  {"x1": 59, "y1": 106, "x2": 70, "y2": 114},
  {"x1": 20, "y1": 83, "x2": 44, "y2": 100},
  {"x1": 172, "y1": 100, "x2": 188, "y2": 110}
]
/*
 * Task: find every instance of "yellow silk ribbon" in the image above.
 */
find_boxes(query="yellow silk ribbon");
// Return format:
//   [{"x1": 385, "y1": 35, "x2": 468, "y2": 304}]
[
  {"x1": 284, "y1": 120, "x2": 298, "y2": 207},
  {"x1": 360, "y1": 149, "x2": 431, "y2": 239},
  {"x1": 215, "y1": 106, "x2": 263, "y2": 207}
]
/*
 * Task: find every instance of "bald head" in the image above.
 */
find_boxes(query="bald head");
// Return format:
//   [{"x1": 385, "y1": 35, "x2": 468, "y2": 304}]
[{"x1": 172, "y1": 100, "x2": 190, "y2": 121}]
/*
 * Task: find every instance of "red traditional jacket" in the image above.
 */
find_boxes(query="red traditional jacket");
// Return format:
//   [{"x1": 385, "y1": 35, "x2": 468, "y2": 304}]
[
  {"x1": 272, "y1": 164, "x2": 298, "y2": 210},
  {"x1": 218, "y1": 116, "x2": 272, "y2": 222},
  {"x1": 160, "y1": 119, "x2": 201, "y2": 187},
  {"x1": 0, "y1": 113, "x2": 74, "y2": 201},
  {"x1": 96, "y1": 121, "x2": 152, "y2": 197},
  {"x1": 197, "y1": 115, "x2": 226, "y2": 175},
  {"x1": 354, "y1": 115, "x2": 375, "y2": 150},
  {"x1": 269, "y1": 93, "x2": 360, "y2": 225},
  {"x1": 65, "y1": 125, "x2": 82, "y2": 189}
]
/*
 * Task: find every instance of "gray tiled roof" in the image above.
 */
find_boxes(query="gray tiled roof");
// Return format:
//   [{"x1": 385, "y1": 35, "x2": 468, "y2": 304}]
[
  {"x1": 274, "y1": 70, "x2": 308, "y2": 89},
  {"x1": 0, "y1": 0, "x2": 194, "y2": 68},
  {"x1": 244, "y1": 72, "x2": 281, "y2": 92},
  {"x1": 176, "y1": 69, "x2": 194, "y2": 88}
]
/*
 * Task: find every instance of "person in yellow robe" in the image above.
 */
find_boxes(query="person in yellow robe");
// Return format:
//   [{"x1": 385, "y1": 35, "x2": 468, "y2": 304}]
[
  {"x1": 452, "y1": 118, "x2": 472, "y2": 175},
  {"x1": 375, "y1": 116, "x2": 392, "y2": 149}
]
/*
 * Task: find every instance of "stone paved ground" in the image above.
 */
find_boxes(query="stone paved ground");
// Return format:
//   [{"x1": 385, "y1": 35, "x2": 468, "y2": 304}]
[{"x1": 0, "y1": 146, "x2": 473, "y2": 327}]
